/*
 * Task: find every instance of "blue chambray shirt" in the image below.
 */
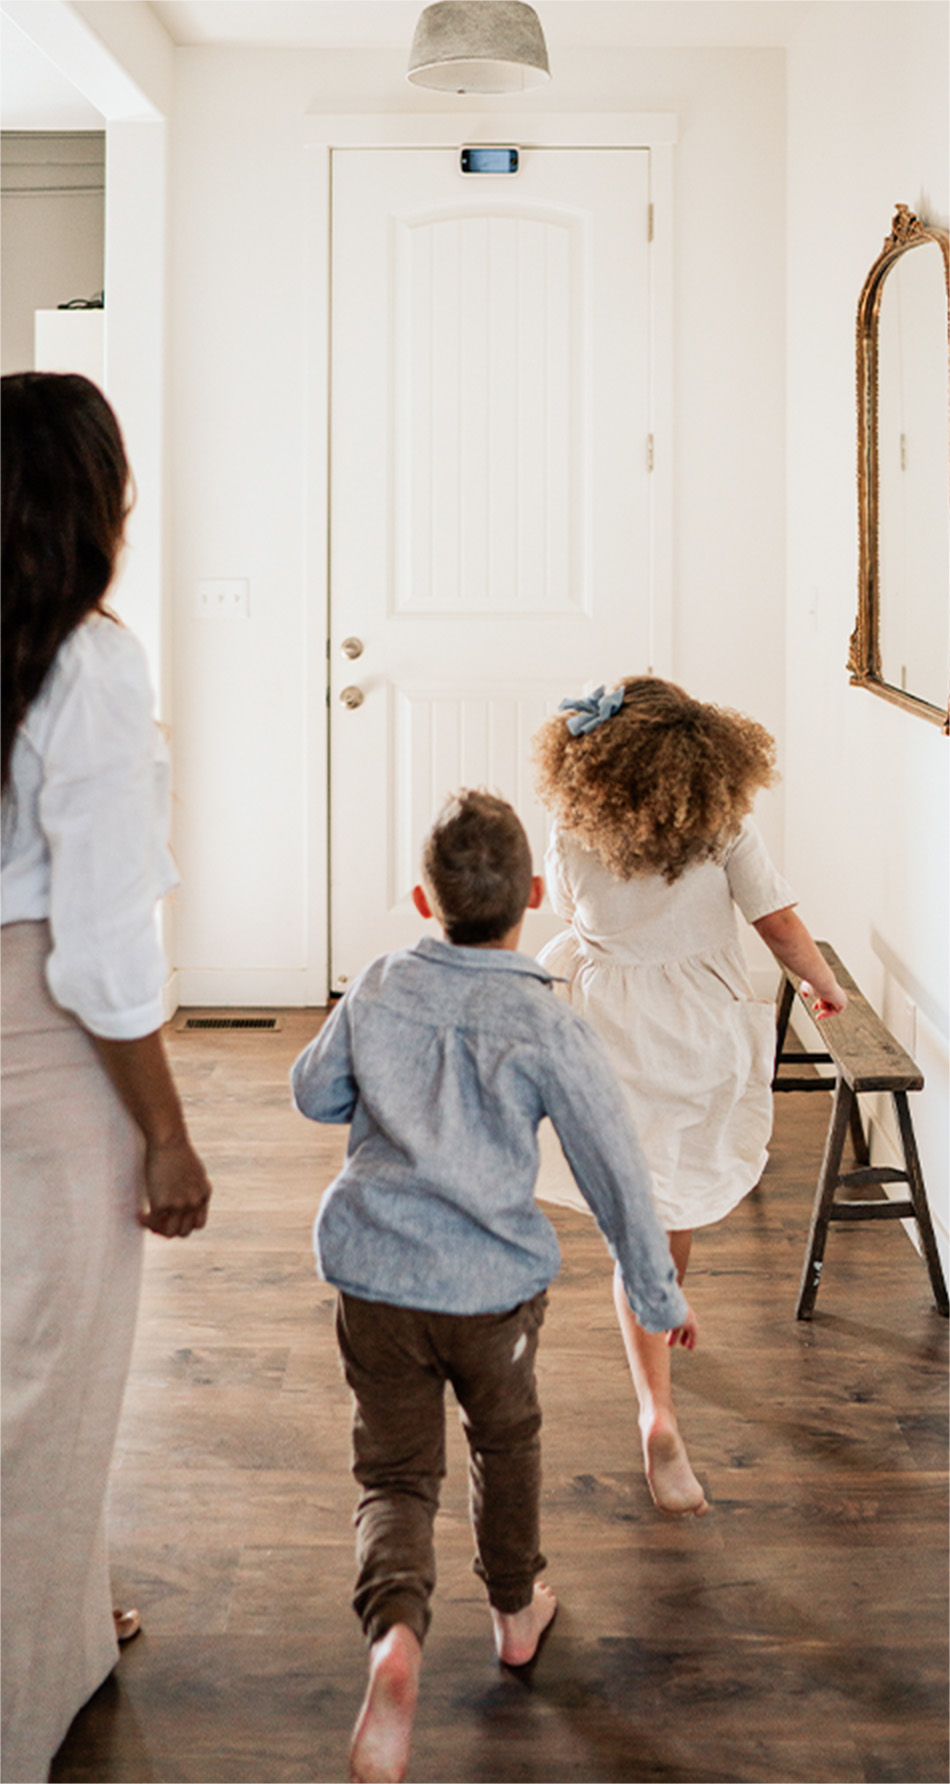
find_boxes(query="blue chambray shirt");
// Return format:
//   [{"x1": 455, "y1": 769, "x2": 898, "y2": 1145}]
[{"x1": 291, "y1": 936, "x2": 688, "y2": 1332}]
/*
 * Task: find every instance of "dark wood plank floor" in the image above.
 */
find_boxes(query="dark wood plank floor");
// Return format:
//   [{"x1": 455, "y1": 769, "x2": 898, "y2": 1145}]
[{"x1": 51, "y1": 1011, "x2": 948, "y2": 1784}]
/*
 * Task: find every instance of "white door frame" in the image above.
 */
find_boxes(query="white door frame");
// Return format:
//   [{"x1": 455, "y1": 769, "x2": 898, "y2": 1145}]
[{"x1": 302, "y1": 113, "x2": 676, "y2": 1004}]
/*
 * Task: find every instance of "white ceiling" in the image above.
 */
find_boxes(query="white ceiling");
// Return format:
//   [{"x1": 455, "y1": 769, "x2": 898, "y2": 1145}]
[
  {"x1": 1, "y1": 0, "x2": 820, "y2": 132},
  {"x1": 148, "y1": 2, "x2": 815, "y2": 51},
  {"x1": 1, "y1": 11, "x2": 103, "y2": 129}
]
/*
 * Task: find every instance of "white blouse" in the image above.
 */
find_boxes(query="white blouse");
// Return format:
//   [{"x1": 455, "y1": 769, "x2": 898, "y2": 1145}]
[{"x1": 1, "y1": 614, "x2": 177, "y2": 1040}]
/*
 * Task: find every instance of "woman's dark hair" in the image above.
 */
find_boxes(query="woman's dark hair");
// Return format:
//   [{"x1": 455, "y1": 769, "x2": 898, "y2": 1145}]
[{"x1": 2, "y1": 372, "x2": 131, "y2": 789}]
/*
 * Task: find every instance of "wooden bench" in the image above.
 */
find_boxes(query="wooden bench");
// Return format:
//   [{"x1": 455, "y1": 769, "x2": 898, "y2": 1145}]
[{"x1": 772, "y1": 941, "x2": 949, "y2": 1319}]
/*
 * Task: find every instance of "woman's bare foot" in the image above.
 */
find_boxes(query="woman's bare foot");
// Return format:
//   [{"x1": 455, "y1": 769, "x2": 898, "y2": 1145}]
[
  {"x1": 349, "y1": 1624, "x2": 421, "y2": 1784},
  {"x1": 491, "y1": 1581, "x2": 558, "y2": 1667},
  {"x1": 642, "y1": 1419, "x2": 707, "y2": 1517}
]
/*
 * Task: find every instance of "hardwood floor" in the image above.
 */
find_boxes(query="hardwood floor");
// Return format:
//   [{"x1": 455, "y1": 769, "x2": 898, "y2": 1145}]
[{"x1": 51, "y1": 1011, "x2": 948, "y2": 1784}]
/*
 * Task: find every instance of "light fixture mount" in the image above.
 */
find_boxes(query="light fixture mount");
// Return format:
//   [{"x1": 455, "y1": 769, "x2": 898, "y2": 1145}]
[{"x1": 408, "y1": 1, "x2": 551, "y2": 95}]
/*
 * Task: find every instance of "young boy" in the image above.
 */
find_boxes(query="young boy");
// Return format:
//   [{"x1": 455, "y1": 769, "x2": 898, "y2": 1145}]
[{"x1": 291, "y1": 791, "x2": 696, "y2": 1784}]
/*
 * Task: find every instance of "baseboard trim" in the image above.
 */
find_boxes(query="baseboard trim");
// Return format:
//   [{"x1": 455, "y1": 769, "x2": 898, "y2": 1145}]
[{"x1": 176, "y1": 969, "x2": 315, "y2": 1008}]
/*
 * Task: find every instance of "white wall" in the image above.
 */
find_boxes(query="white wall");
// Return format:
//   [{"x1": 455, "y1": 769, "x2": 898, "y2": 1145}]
[
  {"x1": 169, "y1": 44, "x2": 786, "y2": 1004},
  {"x1": 786, "y1": 1, "x2": 949, "y2": 1261}
]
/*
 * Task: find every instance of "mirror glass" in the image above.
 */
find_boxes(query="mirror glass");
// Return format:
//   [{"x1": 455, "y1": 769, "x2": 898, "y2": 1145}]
[{"x1": 877, "y1": 241, "x2": 950, "y2": 710}]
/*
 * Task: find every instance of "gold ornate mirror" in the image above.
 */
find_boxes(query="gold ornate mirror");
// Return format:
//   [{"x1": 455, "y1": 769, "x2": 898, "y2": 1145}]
[{"x1": 849, "y1": 205, "x2": 950, "y2": 731}]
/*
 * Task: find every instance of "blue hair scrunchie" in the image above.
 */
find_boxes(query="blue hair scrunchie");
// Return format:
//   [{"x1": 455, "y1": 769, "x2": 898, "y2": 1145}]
[{"x1": 558, "y1": 684, "x2": 625, "y2": 737}]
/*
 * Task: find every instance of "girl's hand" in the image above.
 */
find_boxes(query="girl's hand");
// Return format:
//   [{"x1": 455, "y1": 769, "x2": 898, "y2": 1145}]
[
  {"x1": 799, "y1": 980, "x2": 847, "y2": 1021},
  {"x1": 667, "y1": 1305, "x2": 698, "y2": 1350}
]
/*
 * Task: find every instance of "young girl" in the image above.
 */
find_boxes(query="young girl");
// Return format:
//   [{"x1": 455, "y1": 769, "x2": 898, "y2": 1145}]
[{"x1": 532, "y1": 677, "x2": 846, "y2": 1518}]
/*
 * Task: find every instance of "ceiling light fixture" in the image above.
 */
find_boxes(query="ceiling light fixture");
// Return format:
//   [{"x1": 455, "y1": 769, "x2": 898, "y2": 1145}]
[{"x1": 407, "y1": 1, "x2": 551, "y2": 94}]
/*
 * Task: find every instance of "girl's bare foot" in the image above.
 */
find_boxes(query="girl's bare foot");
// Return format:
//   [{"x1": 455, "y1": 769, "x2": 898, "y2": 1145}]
[
  {"x1": 349, "y1": 1624, "x2": 421, "y2": 1784},
  {"x1": 491, "y1": 1581, "x2": 558, "y2": 1667},
  {"x1": 642, "y1": 1419, "x2": 707, "y2": 1517}
]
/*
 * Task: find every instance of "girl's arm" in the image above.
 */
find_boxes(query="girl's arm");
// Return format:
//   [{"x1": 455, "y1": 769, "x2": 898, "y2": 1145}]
[{"x1": 752, "y1": 906, "x2": 847, "y2": 1019}]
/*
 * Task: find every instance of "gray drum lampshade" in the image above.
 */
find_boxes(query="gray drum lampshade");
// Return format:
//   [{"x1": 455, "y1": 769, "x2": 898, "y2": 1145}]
[{"x1": 408, "y1": 1, "x2": 551, "y2": 93}]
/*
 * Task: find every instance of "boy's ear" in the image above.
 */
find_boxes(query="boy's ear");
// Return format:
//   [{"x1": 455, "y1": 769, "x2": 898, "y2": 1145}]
[
  {"x1": 412, "y1": 883, "x2": 433, "y2": 921},
  {"x1": 527, "y1": 875, "x2": 544, "y2": 911}
]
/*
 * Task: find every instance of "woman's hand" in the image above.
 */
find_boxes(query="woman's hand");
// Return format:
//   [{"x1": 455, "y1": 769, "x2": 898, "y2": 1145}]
[
  {"x1": 140, "y1": 1136, "x2": 212, "y2": 1238},
  {"x1": 92, "y1": 1030, "x2": 212, "y2": 1239}
]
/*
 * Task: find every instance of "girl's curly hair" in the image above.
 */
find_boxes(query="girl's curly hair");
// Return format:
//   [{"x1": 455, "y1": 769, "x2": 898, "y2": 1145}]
[{"x1": 532, "y1": 677, "x2": 777, "y2": 883}]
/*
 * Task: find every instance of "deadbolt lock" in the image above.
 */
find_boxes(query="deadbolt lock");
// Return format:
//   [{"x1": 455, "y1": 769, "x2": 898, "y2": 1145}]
[{"x1": 341, "y1": 637, "x2": 364, "y2": 659}]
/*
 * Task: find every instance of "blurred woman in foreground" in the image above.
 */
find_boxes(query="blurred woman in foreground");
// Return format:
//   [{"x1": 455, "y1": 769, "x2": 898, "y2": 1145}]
[{"x1": 1, "y1": 372, "x2": 211, "y2": 1783}]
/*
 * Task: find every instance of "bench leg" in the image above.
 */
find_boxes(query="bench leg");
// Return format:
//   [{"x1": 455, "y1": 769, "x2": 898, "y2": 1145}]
[
  {"x1": 893, "y1": 1092, "x2": 949, "y2": 1316},
  {"x1": 796, "y1": 1078, "x2": 852, "y2": 1320},
  {"x1": 772, "y1": 975, "x2": 796, "y2": 1085},
  {"x1": 848, "y1": 1096, "x2": 870, "y2": 1167}
]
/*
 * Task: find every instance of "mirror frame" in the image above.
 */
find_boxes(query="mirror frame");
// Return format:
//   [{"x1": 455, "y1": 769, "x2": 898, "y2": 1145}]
[{"x1": 848, "y1": 204, "x2": 950, "y2": 732}]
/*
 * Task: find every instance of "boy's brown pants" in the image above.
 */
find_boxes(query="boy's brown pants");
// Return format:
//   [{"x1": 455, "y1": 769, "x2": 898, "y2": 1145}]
[{"x1": 335, "y1": 1290, "x2": 548, "y2": 1647}]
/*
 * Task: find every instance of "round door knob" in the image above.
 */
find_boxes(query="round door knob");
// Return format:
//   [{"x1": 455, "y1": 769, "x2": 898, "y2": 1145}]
[
  {"x1": 341, "y1": 637, "x2": 364, "y2": 659},
  {"x1": 339, "y1": 685, "x2": 364, "y2": 710}
]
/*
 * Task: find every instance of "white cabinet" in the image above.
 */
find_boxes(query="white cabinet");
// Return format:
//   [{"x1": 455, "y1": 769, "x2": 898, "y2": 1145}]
[{"x1": 34, "y1": 307, "x2": 104, "y2": 384}]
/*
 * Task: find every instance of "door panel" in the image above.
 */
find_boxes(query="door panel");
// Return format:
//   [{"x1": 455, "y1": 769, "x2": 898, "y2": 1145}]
[
  {"x1": 390, "y1": 683, "x2": 557, "y2": 908},
  {"x1": 330, "y1": 146, "x2": 651, "y2": 988},
  {"x1": 393, "y1": 204, "x2": 583, "y2": 615}
]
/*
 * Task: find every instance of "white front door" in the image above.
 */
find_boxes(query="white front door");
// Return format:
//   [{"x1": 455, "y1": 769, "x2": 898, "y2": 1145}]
[{"x1": 329, "y1": 145, "x2": 652, "y2": 989}]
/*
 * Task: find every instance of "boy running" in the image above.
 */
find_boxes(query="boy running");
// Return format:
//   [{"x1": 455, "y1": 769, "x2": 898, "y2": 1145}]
[{"x1": 291, "y1": 791, "x2": 695, "y2": 1783}]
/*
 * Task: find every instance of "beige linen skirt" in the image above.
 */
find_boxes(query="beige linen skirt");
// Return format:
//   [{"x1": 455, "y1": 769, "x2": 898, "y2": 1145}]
[{"x1": 1, "y1": 922, "x2": 145, "y2": 1784}]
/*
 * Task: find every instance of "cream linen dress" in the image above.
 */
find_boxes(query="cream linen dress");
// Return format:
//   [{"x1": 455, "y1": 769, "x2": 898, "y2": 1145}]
[{"x1": 536, "y1": 816, "x2": 795, "y2": 1232}]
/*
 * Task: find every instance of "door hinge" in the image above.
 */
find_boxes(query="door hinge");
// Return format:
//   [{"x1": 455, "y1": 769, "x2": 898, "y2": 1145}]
[
  {"x1": 646, "y1": 434, "x2": 655, "y2": 472},
  {"x1": 647, "y1": 203, "x2": 654, "y2": 242}
]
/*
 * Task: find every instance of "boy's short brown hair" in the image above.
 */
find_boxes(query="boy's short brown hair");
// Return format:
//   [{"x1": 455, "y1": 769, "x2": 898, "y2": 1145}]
[{"x1": 422, "y1": 791, "x2": 533, "y2": 945}]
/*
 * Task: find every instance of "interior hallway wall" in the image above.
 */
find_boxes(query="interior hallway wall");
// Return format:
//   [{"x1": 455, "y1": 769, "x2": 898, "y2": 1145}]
[
  {"x1": 785, "y1": 0, "x2": 949, "y2": 1260},
  {"x1": 169, "y1": 45, "x2": 786, "y2": 1004}
]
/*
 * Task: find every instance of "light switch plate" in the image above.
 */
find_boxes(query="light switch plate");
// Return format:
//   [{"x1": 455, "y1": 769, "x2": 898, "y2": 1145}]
[{"x1": 196, "y1": 579, "x2": 249, "y2": 618}]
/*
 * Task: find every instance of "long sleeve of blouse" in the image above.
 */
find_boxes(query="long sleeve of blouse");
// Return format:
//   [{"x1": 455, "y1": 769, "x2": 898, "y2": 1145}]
[{"x1": 1, "y1": 615, "x2": 177, "y2": 1039}]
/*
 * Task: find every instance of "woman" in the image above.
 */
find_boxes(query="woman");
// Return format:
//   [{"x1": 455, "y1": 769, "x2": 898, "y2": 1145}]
[{"x1": 1, "y1": 372, "x2": 212, "y2": 1782}]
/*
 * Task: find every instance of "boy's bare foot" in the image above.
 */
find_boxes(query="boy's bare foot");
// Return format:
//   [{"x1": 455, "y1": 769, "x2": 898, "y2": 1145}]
[
  {"x1": 491, "y1": 1581, "x2": 558, "y2": 1667},
  {"x1": 349, "y1": 1624, "x2": 421, "y2": 1784},
  {"x1": 642, "y1": 1419, "x2": 707, "y2": 1516}
]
